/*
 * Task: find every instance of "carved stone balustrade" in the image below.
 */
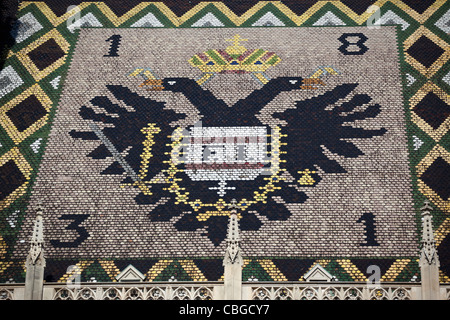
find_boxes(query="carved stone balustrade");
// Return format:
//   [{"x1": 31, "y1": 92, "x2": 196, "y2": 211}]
[{"x1": 2, "y1": 281, "x2": 449, "y2": 300}]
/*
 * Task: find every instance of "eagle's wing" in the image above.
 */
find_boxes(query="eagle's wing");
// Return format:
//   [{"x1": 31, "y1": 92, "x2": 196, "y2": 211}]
[
  {"x1": 272, "y1": 83, "x2": 386, "y2": 181},
  {"x1": 70, "y1": 84, "x2": 186, "y2": 190}
]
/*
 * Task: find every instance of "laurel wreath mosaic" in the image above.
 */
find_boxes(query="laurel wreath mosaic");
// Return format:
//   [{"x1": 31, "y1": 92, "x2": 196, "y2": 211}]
[{"x1": 0, "y1": 0, "x2": 449, "y2": 284}]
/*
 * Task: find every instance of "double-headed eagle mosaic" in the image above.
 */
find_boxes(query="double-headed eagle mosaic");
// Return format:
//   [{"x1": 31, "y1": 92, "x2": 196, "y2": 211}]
[{"x1": 70, "y1": 35, "x2": 386, "y2": 245}]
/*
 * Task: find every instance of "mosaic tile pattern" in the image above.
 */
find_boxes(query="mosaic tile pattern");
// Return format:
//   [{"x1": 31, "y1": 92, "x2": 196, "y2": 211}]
[
  {"x1": 11, "y1": 27, "x2": 415, "y2": 258},
  {"x1": 0, "y1": 0, "x2": 449, "y2": 284}
]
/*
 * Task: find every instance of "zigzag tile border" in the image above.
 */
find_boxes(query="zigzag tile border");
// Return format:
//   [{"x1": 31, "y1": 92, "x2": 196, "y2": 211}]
[{"x1": 0, "y1": 0, "x2": 449, "y2": 283}]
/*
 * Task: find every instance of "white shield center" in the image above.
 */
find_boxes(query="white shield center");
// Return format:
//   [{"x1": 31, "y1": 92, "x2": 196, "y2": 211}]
[{"x1": 174, "y1": 126, "x2": 271, "y2": 196}]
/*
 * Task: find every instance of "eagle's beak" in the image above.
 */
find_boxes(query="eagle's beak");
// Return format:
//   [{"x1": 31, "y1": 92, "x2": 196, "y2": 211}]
[
  {"x1": 139, "y1": 79, "x2": 164, "y2": 91},
  {"x1": 300, "y1": 78, "x2": 325, "y2": 90}
]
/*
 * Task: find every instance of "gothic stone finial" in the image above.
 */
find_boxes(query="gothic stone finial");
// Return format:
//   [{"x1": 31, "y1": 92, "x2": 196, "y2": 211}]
[
  {"x1": 421, "y1": 199, "x2": 433, "y2": 212},
  {"x1": 228, "y1": 198, "x2": 239, "y2": 212},
  {"x1": 26, "y1": 204, "x2": 45, "y2": 267},
  {"x1": 223, "y1": 199, "x2": 243, "y2": 266},
  {"x1": 420, "y1": 199, "x2": 439, "y2": 266}
]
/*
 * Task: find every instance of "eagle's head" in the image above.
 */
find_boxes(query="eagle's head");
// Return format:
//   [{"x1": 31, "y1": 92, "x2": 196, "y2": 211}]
[
  {"x1": 139, "y1": 77, "x2": 198, "y2": 92},
  {"x1": 267, "y1": 76, "x2": 325, "y2": 91}
]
